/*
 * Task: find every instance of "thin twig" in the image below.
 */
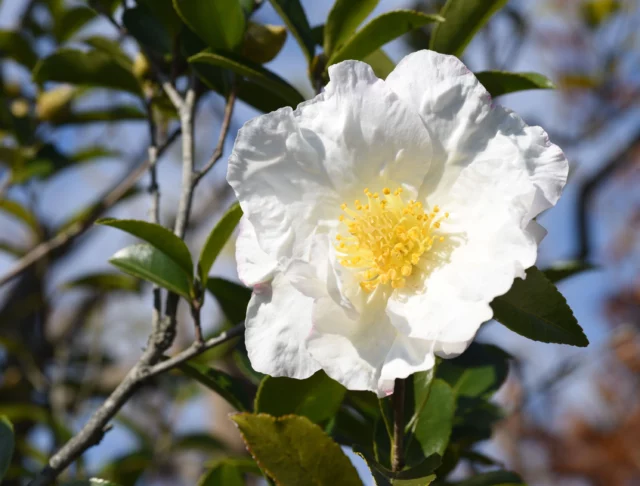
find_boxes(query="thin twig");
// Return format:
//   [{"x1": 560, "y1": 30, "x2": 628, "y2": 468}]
[
  {"x1": 193, "y1": 86, "x2": 238, "y2": 186},
  {"x1": 392, "y1": 378, "x2": 406, "y2": 472},
  {"x1": 27, "y1": 322, "x2": 244, "y2": 486},
  {"x1": 0, "y1": 129, "x2": 181, "y2": 289}
]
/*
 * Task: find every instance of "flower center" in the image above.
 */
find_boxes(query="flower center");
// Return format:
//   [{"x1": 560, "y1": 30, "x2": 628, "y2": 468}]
[{"x1": 335, "y1": 187, "x2": 448, "y2": 292}]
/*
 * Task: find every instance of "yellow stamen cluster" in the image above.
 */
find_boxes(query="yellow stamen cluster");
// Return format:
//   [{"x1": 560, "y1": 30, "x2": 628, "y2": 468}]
[{"x1": 336, "y1": 187, "x2": 448, "y2": 292}]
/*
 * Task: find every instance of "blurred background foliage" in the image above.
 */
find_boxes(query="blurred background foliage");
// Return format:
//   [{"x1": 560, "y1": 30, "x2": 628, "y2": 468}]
[{"x1": 0, "y1": 0, "x2": 638, "y2": 485}]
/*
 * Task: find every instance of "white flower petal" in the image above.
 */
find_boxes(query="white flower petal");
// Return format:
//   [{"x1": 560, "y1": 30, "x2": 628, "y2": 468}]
[
  {"x1": 378, "y1": 334, "x2": 436, "y2": 397},
  {"x1": 306, "y1": 296, "x2": 396, "y2": 394},
  {"x1": 228, "y1": 60, "x2": 433, "y2": 266},
  {"x1": 245, "y1": 273, "x2": 320, "y2": 379},
  {"x1": 235, "y1": 217, "x2": 277, "y2": 286}
]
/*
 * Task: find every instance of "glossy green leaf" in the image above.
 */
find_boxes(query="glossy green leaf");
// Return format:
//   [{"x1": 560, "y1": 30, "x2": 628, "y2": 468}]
[
  {"x1": 242, "y1": 22, "x2": 288, "y2": 64},
  {"x1": 0, "y1": 199, "x2": 40, "y2": 236},
  {"x1": 97, "y1": 218, "x2": 193, "y2": 277},
  {"x1": 324, "y1": 0, "x2": 379, "y2": 55},
  {"x1": 198, "y1": 458, "x2": 261, "y2": 486},
  {"x1": 255, "y1": 371, "x2": 345, "y2": 424},
  {"x1": 97, "y1": 450, "x2": 152, "y2": 485},
  {"x1": 437, "y1": 342, "x2": 510, "y2": 399},
  {"x1": 139, "y1": 0, "x2": 182, "y2": 37},
  {"x1": 179, "y1": 361, "x2": 252, "y2": 411},
  {"x1": 363, "y1": 49, "x2": 395, "y2": 79},
  {"x1": 82, "y1": 37, "x2": 132, "y2": 67},
  {"x1": 329, "y1": 10, "x2": 443, "y2": 65},
  {"x1": 198, "y1": 203, "x2": 242, "y2": 285},
  {"x1": 61, "y1": 272, "x2": 141, "y2": 293},
  {"x1": 206, "y1": 277, "x2": 252, "y2": 324},
  {"x1": 109, "y1": 243, "x2": 193, "y2": 299},
  {"x1": 173, "y1": 0, "x2": 245, "y2": 51},
  {"x1": 122, "y1": 5, "x2": 172, "y2": 55},
  {"x1": 33, "y1": 49, "x2": 141, "y2": 96},
  {"x1": 0, "y1": 416, "x2": 14, "y2": 480},
  {"x1": 455, "y1": 470, "x2": 524, "y2": 485},
  {"x1": 543, "y1": 260, "x2": 595, "y2": 283},
  {"x1": 54, "y1": 6, "x2": 97, "y2": 42},
  {"x1": 429, "y1": 0, "x2": 508, "y2": 57},
  {"x1": 174, "y1": 433, "x2": 225, "y2": 452},
  {"x1": 236, "y1": 77, "x2": 299, "y2": 112},
  {"x1": 406, "y1": 379, "x2": 455, "y2": 465},
  {"x1": 451, "y1": 397, "x2": 504, "y2": 445},
  {"x1": 354, "y1": 447, "x2": 439, "y2": 485},
  {"x1": 189, "y1": 51, "x2": 305, "y2": 108},
  {"x1": 475, "y1": 71, "x2": 555, "y2": 97},
  {"x1": 491, "y1": 266, "x2": 588, "y2": 347},
  {"x1": 0, "y1": 30, "x2": 38, "y2": 69},
  {"x1": 268, "y1": 0, "x2": 315, "y2": 61},
  {"x1": 231, "y1": 413, "x2": 361, "y2": 486}
]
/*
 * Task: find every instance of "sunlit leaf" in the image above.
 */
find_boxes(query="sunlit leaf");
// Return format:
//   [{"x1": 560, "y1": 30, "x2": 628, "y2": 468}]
[
  {"x1": 0, "y1": 199, "x2": 40, "y2": 236},
  {"x1": 54, "y1": 6, "x2": 97, "y2": 42},
  {"x1": 189, "y1": 51, "x2": 305, "y2": 108},
  {"x1": 108, "y1": 243, "x2": 193, "y2": 299},
  {"x1": 33, "y1": 49, "x2": 142, "y2": 96},
  {"x1": 267, "y1": 0, "x2": 315, "y2": 61},
  {"x1": 475, "y1": 71, "x2": 555, "y2": 97},
  {"x1": 198, "y1": 458, "x2": 261, "y2": 486},
  {"x1": 231, "y1": 413, "x2": 361, "y2": 486},
  {"x1": 429, "y1": 0, "x2": 508, "y2": 57},
  {"x1": 329, "y1": 10, "x2": 443, "y2": 66},
  {"x1": 97, "y1": 218, "x2": 193, "y2": 277},
  {"x1": 255, "y1": 371, "x2": 346, "y2": 424},
  {"x1": 82, "y1": 37, "x2": 132, "y2": 67},
  {"x1": 363, "y1": 49, "x2": 395, "y2": 79},
  {"x1": 173, "y1": 0, "x2": 245, "y2": 51},
  {"x1": 198, "y1": 203, "x2": 242, "y2": 285},
  {"x1": 324, "y1": 0, "x2": 379, "y2": 56},
  {"x1": 491, "y1": 266, "x2": 588, "y2": 347},
  {"x1": 242, "y1": 22, "x2": 287, "y2": 64}
]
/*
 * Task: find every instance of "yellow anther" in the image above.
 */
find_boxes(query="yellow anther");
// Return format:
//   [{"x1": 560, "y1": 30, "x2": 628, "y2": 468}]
[{"x1": 336, "y1": 187, "x2": 446, "y2": 292}]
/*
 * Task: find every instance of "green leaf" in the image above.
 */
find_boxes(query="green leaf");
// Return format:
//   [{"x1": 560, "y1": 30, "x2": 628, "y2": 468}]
[
  {"x1": 363, "y1": 49, "x2": 395, "y2": 79},
  {"x1": 139, "y1": 0, "x2": 183, "y2": 37},
  {"x1": 173, "y1": 0, "x2": 245, "y2": 51},
  {"x1": 198, "y1": 203, "x2": 242, "y2": 285},
  {"x1": 354, "y1": 447, "x2": 438, "y2": 486},
  {"x1": 329, "y1": 10, "x2": 443, "y2": 66},
  {"x1": 491, "y1": 266, "x2": 588, "y2": 347},
  {"x1": 543, "y1": 260, "x2": 595, "y2": 283},
  {"x1": 82, "y1": 37, "x2": 132, "y2": 67},
  {"x1": 267, "y1": 0, "x2": 315, "y2": 61},
  {"x1": 0, "y1": 416, "x2": 14, "y2": 481},
  {"x1": 61, "y1": 272, "x2": 141, "y2": 293},
  {"x1": 231, "y1": 413, "x2": 361, "y2": 486},
  {"x1": 236, "y1": 78, "x2": 299, "y2": 112},
  {"x1": 189, "y1": 51, "x2": 305, "y2": 108},
  {"x1": 109, "y1": 243, "x2": 193, "y2": 299},
  {"x1": 173, "y1": 433, "x2": 225, "y2": 452},
  {"x1": 475, "y1": 71, "x2": 555, "y2": 97},
  {"x1": 198, "y1": 458, "x2": 261, "y2": 486},
  {"x1": 179, "y1": 361, "x2": 253, "y2": 411},
  {"x1": 122, "y1": 5, "x2": 172, "y2": 55},
  {"x1": 206, "y1": 277, "x2": 252, "y2": 324},
  {"x1": 0, "y1": 199, "x2": 40, "y2": 236},
  {"x1": 324, "y1": 0, "x2": 379, "y2": 56},
  {"x1": 242, "y1": 22, "x2": 288, "y2": 64},
  {"x1": 61, "y1": 480, "x2": 121, "y2": 486},
  {"x1": 406, "y1": 379, "x2": 455, "y2": 465},
  {"x1": 429, "y1": 0, "x2": 508, "y2": 57},
  {"x1": 54, "y1": 6, "x2": 97, "y2": 43},
  {"x1": 33, "y1": 49, "x2": 141, "y2": 96},
  {"x1": 97, "y1": 218, "x2": 193, "y2": 277},
  {"x1": 454, "y1": 470, "x2": 524, "y2": 485},
  {"x1": 437, "y1": 342, "x2": 510, "y2": 399},
  {"x1": 0, "y1": 30, "x2": 38, "y2": 69},
  {"x1": 255, "y1": 371, "x2": 346, "y2": 424}
]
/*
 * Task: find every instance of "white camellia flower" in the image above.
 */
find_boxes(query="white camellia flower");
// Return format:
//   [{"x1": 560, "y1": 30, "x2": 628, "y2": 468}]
[{"x1": 228, "y1": 50, "x2": 568, "y2": 397}]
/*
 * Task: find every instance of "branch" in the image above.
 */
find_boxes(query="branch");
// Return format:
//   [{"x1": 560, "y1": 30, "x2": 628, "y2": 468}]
[
  {"x1": 391, "y1": 378, "x2": 406, "y2": 472},
  {"x1": 193, "y1": 85, "x2": 238, "y2": 186},
  {"x1": 27, "y1": 323, "x2": 244, "y2": 486},
  {"x1": 0, "y1": 129, "x2": 181, "y2": 289}
]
